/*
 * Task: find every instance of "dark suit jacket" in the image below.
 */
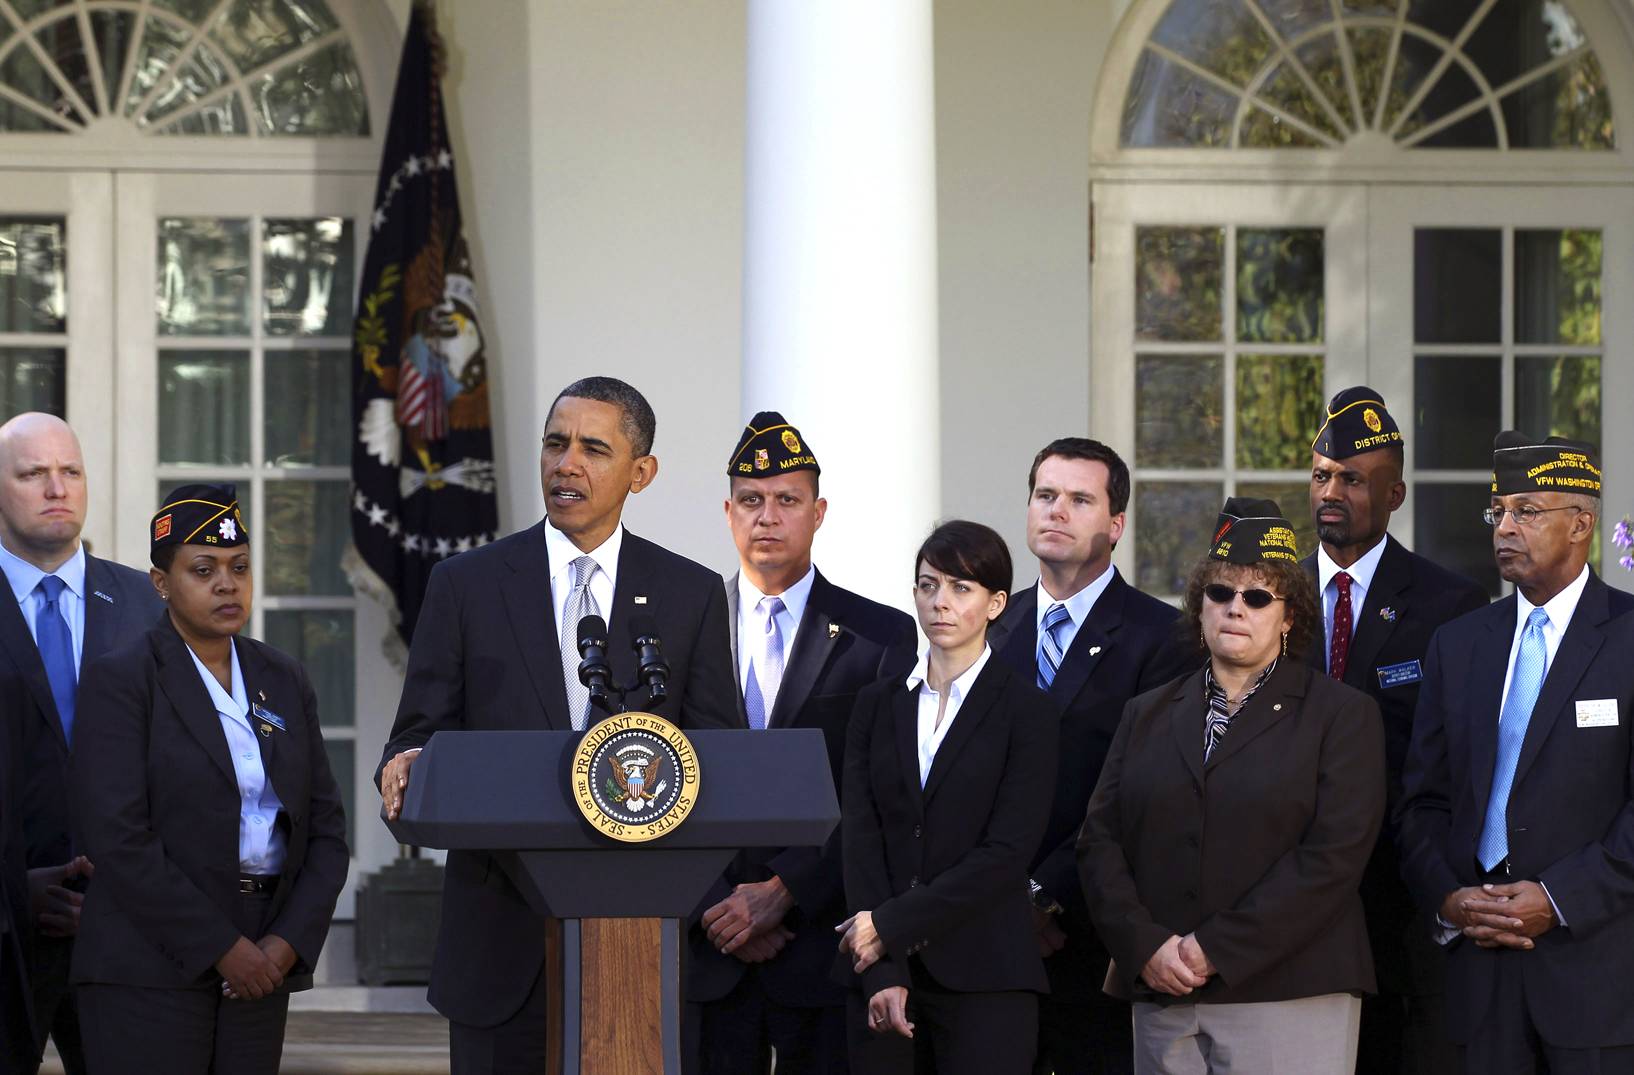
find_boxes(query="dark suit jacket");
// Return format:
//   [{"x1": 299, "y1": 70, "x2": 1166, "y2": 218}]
[
  {"x1": 0, "y1": 703, "x2": 36, "y2": 1070},
  {"x1": 991, "y1": 570, "x2": 1195, "y2": 1000},
  {"x1": 838, "y1": 657, "x2": 1058, "y2": 999},
  {"x1": 688, "y1": 569, "x2": 916, "y2": 1008},
  {"x1": 1398, "y1": 572, "x2": 1634, "y2": 1048},
  {"x1": 378, "y1": 521, "x2": 738, "y2": 1027},
  {"x1": 1300, "y1": 535, "x2": 1487, "y2": 993},
  {"x1": 1078, "y1": 661, "x2": 1384, "y2": 1005},
  {"x1": 68, "y1": 615, "x2": 349, "y2": 991}
]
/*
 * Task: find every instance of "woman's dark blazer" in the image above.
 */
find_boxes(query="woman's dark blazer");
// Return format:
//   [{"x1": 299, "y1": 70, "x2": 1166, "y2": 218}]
[
  {"x1": 1076, "y1": 660, "x2": 1384, "y2": 1005},
  {"x1": 838, "y1": 655, "x2": 1059, "y2": 1000},
  {"x1": 68, "y1": 613, "x2": 348, "y2": 991}
]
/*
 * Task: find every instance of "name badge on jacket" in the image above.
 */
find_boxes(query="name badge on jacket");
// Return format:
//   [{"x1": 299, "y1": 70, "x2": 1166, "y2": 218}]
[
  {"x1": 1575, "y1": 698, "x2": 1619, "y2": 728},
  {"x1": 252, "y1": 703, "x2": 287, "y2": 732},
  {"x1": 1376, "y1": 660, "x2": 1423, "y2": 689}
]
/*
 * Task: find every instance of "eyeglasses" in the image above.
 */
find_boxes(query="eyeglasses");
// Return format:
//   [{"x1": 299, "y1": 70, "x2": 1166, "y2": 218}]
[
  {"x1": 1203, "y1": 584, "x2": 1285, "y2": 610},
  {"x1": 1481, "y1": 505, "x2": 1579, "y2": 527}
]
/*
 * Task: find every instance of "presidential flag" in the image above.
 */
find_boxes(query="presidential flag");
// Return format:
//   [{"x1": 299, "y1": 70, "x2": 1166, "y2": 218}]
[{"x1": 345, "y1": 0, "x2": 497, "y2": 652}]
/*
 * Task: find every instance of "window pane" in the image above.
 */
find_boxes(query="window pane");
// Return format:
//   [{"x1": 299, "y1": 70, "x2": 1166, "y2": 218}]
[
  {"x1": 1236, "y1": 354, "x2": 1325, "y2": 469},
  {"x1": 0, "y1": 38, "x2": 87, "y2": 126},
  {"x1": 1122, "y1": 49, "x2": 1238, "y2": 148},
  {"x1": 124, "y1": 14, "x2": 200, "y2": 117},
  {"x1": 1294, "y1": 31, "x2": 1356, "y2": 131},
  {"x1": 265, "y1": 349, "x2": 348, "y2": 466},
  {"x1": 249, "y1": 42, "x2": 370, "y2": 136},
  {"x1": 1515, "y1": 355, "x2": 1601, "y2": 448},
  {"x1": 207, "y1": 0, "x2": 341, "y2": 73},
  {"x1": 1413, "y1": 483, "x2": 1499, "y2": 596},
  {"x1": 89, "y1": 11, "x2": 137, "y2": 105},
  {"x1": 1501, "y1": 54, "x2": 1614, "y2": 150},
  {"x1": 263, "y1": 218, "x2": 354, "y2": 336},
  {"x1": 1237, "y1": 228, "x2": 1323, "y2": 344},
  {"x1": 0, "y1": 347, "x2": 65, "y2": 420},
  {"x1": 1414, "y1": 355, "x2": 1500, "y2": 470},
  {"x1": 1346, "y1": 28, "x2": 1392, "y2": 122},
  {"x1": 321, "y1": 736, "x2": 355, "y2": 850},
  {"x1": 1255, "y1": 0, "x2": 1332, "y2": 44},
  {"x1": 1398, "y1": 65, "x2": 1485, "y2": 145},
  {"x1": 264, "y1": 480, "x2": 351, "y2": 596},
  {"x1": 1136, "y1": 354, "x2": 1223, "y2": 468},
  {"x1": 264, "y1": 609, "x2": 353, "y2": 727},
  {"x1": 1249, "y1": 64, "x2": 1342, "y2": 143},
  {"x1": 1135, "y1": 481, "x2": 1223, "y2": 595},
  {"x1": 1136, "y1": 226, "x2": 1223, "y2": 342},
  {"x1": 157, "y1": 218, "x2": 251, "y2": 336},
  {"x1": 1240, "y1": 106, "x2": 1326, "y2": 148},
  {"x1": 1149, "y1": 0, "x2": 1274, "y2": 89},
  {"x1": 142, "y1": 42, "x2": 234, "y2": 125},
  {"x1": 1515, "y1": 229, "x2": 1601, "y2": 344},
  {"x1": 1462, "y1": 0, "x2": 1587, "y2": 92},
  {"x1": 1414, "y1": 229, "x2": 1500, "y2": 344},
  {"x1": 1236, "y1": 481, "x2": 1318, "y2": 562},
  {"x1": 158, "y1": 350, "x2": 250, "y2": 465},
  {"x1": 32, "y1": 18, "x2": 97, "y2": 128},
  {"x1": 0, "y1": 217, "x2": 66, "y2": 333}
]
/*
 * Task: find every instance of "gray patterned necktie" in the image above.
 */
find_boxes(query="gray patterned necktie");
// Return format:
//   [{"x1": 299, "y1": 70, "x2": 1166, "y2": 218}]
[{"x1": 558, "y1": 554, "x2": 602, "y2": 730}]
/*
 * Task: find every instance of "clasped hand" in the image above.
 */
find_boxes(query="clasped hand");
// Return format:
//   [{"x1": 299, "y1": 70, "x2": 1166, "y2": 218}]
[
  {"x1": 1140, "y1": 933, "x2": 1215, "y2": 996},
  {"x1": 700, "y1": 877, "x2": 796, "y2": 962},
  {"x1": 29, "y1": 855, "x2": 93, "y2": 938},
  {"x1": 216, "y1": 934, "x2": 297, "y2": 1001},
  {"x1": 835, "y1": 910, "x2": 886, "y2": 974},
  {"x1": 1440, "y1": 881, "x2": 1556, "y2": 949}
]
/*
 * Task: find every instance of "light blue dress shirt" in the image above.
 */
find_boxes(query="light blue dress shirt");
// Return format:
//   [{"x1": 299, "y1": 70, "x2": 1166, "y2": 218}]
[
  {"x1": 0, "y1": 540, "x2": 87, "y2": 674},
  {"x1": 186, "y1": 640, "x2": 287, "y2": 875}
]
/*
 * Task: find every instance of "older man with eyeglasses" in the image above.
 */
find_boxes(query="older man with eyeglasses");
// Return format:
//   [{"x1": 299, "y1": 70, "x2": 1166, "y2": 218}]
[{"x1": 1400, "y1": 432, "x2": 1634, "y2": 1074}]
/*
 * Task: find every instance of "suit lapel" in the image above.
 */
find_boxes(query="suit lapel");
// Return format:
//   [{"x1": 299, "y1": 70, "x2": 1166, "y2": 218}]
[
  {"x1": 152, "y1": 618, "x2": 237, "y2": 788},
  {"x1": 1512, "y1": 574, "x2": 1609, "y2": 789},
  {"x1": 769, "y1": 571, "x2": 841, "y2": 728},
  {"x1": 994, "y1": 585, "x2": 1039, "y2": 679},
  {"x1": 723, "y1": 575, "x2": 749, "y2": 727},
  {"x1": 500, "y1": 523, "x2": 571, "y2": 731},
  {"x1": 1342, "y1": 537, "x2": 1408, "y2": 691},
  {"x1": 1468, "y1": 600, "x2": 1516, "y2": 812},
  {"x1": 1168, "y1": 669, "x2": 1207, "y2": 785},
  {"x1": 0, "y1": 589, "x2": 64, "y2": 751},
  {"x1": 891, "y1": 684, "x2": 923, "y2": 817},
  {"x1": 235, "y1": 640, "x2": 286, "y2": 797},
  {"x1": 1202, "y1": 661, "x2": 1304, "y2": 772},
  {"x1": 81, "y1": 556, "x2": 130, "y2": 663},
  {"x1": 922, "y1": 661, "x2": 1005, "y2": 804},
  {"x1": 1051, "y1": 572, "x2": 1127, "y2": 708}
]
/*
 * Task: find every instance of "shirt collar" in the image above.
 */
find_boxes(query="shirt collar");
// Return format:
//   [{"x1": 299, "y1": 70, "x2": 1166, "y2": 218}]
[
  {"x1": 905, "y1": 644, "x2": 993, "y2": 702},
  {"x1": 1516, "y1": 562, "x2": 1592, "y2": 635},
  {"x1": 544, "y1": 520, "x2": 623, "y2": 585},
  {"x1": 737, "y1": 565, "x2": 816, "y2": 626},
  {"x1": 185, "y1": 638, "x2": 249, "y2": 721},
  {"x1": 1316, "y1": 534, "x2": 1389, "y2": 594},
  {"x1": 1205, "y1": 656, "x2": 1279, "y2": 702},
  {"x1": 1037, "y1": 564, "x2": 1117, "y2": 632},
  {"x1": 0, "y1": 540, "x2": 87, "y2": 605}
]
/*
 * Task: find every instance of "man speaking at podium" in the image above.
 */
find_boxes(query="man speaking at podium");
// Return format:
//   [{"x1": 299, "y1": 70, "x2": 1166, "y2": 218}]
[{"x1": 378, "y1": 376, "x2": 737, "y2": 1072}]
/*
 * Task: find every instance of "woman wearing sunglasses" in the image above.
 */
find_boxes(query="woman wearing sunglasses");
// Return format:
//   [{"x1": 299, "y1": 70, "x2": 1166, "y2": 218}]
[{"x1": 1077, "y1": 497, "x2": 1385, "y2": 1074}]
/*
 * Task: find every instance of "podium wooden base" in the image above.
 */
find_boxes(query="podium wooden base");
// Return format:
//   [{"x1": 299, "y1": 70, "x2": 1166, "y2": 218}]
[{"x1": 548, "y1": 917, "x2": 682, "y2": 1074}]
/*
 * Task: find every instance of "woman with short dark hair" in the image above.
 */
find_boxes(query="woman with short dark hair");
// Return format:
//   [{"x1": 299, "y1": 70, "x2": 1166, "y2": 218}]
[
  {"x1": 1077, "y1": 498, "x2": 1385, "y2": 1074},
  {"x1": 836, "y1": 520, "x2": 1059, "y2": 1074}
]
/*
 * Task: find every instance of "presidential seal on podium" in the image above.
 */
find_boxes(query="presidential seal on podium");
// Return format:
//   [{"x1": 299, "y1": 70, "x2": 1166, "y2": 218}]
[{"x1": 571, "y1": 712, "x2": 702, "y2": 843}]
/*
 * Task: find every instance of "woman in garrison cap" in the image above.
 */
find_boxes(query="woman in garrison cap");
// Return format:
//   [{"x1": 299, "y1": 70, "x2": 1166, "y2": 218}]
[
  {"x1": 1076, "y1": 498, "x2": 1385, "y2": 1074},
  {"x1": 835, "y1": 520, "x2": 1059, "y2": 1074},
  {"x1": 68, "y1": 485, "x2": 348, "y2": 1075}
]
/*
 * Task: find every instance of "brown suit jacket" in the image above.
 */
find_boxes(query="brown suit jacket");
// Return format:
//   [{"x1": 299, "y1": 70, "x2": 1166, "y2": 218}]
[{"x1": 1077, "y1": 660, "x2": 1384, "y2": 1005}]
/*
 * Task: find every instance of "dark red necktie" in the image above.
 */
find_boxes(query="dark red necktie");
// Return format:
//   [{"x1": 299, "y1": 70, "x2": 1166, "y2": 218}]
[{"x1": 1329, "y1": 571, "x2": 1354, "y2": 680}]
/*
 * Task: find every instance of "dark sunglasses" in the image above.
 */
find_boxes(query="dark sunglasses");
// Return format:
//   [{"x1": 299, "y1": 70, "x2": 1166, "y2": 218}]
[{"x1": 1203, "y1": 584, "x2": 1285, "y2": 610}]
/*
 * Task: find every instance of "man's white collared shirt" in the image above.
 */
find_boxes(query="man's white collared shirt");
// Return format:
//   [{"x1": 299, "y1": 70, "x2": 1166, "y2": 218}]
[{"x1": 544, "y1": 521, "x2": 622, "y2": 647}]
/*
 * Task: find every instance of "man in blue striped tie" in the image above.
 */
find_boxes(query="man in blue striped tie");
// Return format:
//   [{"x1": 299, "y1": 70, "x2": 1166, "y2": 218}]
[{"x1": 1400, "y1": 431, "x2": 1634, "y2": 1073}]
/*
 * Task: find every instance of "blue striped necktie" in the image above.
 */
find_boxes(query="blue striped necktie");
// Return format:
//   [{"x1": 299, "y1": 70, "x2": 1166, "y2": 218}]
[
  {"x1": 35, "y1": 575, "x2": 77, "y2": 743},
  {"x1": 1037, "y1": 602, "x2": 1071, "y2": 690},
  {"x1": 1478, "y1": 608, "x2": 1551, "y2": 870},
  {"x1": 745, "y1": 596, "x2": 785, "y2": 730}
]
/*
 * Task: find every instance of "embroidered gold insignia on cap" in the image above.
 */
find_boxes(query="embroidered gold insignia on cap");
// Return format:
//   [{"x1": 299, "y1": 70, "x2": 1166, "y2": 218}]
[
  {"x1": 781, "y1": 429, "x2": 801, "y2": 453},
  {"x1": 1363, "y1": 408, "x2": 1383, "y2": 434}
]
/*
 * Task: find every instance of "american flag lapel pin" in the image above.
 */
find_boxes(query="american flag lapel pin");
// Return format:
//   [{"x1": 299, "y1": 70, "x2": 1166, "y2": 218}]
[
  {"x1": 828, "y1": 622, "x2": 841, "y2": 639},
  {"x1": 634, "y1": 595, "x2": 648, "y2": 605}
]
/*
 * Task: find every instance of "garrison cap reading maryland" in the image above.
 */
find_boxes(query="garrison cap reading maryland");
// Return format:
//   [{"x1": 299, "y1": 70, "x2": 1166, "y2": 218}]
[
  {"x1": 1491, "y1": 431, "x2": 1602, "y2": 497},
  {"x1": 1209, "y1": 496, "x2": 1300, "y2": 565},
  {"x1": 1312, "y1": 385, "x2": 1402, "y2": 461},
  {"x1": 727, "y1": 411, "x2": 820, "y2": 478},
  {"x1": 151, "y1": 482, "x2": 249, "y2": 562}
]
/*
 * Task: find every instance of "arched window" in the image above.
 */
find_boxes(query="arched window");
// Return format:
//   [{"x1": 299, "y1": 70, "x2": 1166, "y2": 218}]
[{"x1": 1090, "y1": 0, "x2": 1633, "y2": 598}]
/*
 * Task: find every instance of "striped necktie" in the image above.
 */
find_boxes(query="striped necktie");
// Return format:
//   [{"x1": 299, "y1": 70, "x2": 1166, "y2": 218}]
[
  {"x1": 1037, "y1": 602, "x2": 1071, "y2": 690},
  {"x1": 1478, "y1": 608, "x2": 1551, "y2": 870},
  {"x1": 744, "y1": 596, "x2": 785, "y2": 730},
  {"x1": 558, "y1": 555, "x2": 601, "y2": 730}
]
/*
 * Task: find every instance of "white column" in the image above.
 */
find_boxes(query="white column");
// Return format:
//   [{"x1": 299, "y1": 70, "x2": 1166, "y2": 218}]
[{"x1": 742, "y1": 0, "x2": 941, "y2": 615}]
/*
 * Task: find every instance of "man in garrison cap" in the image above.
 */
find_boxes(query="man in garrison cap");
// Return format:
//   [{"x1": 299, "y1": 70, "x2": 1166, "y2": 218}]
[
  {"x1": 1400, "y1": 433, "x2": 1634, "y2": 1071},
  {"x1": 685, "y1": 412, "x2": 916, "y2": 1075},
  {"x1": 1302, "y1": 387, "x2": 1487, "y2": 1075}
]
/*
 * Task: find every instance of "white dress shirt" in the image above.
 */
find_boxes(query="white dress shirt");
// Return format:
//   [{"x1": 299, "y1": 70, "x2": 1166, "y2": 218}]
[
  {"x1": 736, "y1": 565, "x2": 815, "y2": 693},
  {"x1": 905, "y1": 645, "x2": 993, "y2": 787},
  {"x1": 1035, "y1": 564, "x2": 1118, "y2": 661},
  {"x1": 544, "y1": 521, "x2": 622, "y2": 646},
  {"x1": 0, "y1": 540, "x2": 87, "y2": 674},
  {"x1": 186, "y1": 640, "x2": 286, "y2": 875},
  {"x1": 1317, "y1": 536, "x2": 1390, "y2": 661}
]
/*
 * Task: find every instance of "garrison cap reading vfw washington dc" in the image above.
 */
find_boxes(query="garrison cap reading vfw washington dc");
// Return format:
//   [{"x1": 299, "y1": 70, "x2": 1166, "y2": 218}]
[
  {"x1": 1208, "y1": 497, "x2": 1301, "y2": 565},
  {"x1": 1491, "y1": 431, "x2": 1602, "y2": 497},
  {"x1": 1312, "y1": 385, "x2": 1403, "y2": 461},
  {"x1": 151, "y1": 483, "x2": 249, "y2": 563},
  {"x1": 727, "y1": 411, "x2": 820, "y2": 478}
]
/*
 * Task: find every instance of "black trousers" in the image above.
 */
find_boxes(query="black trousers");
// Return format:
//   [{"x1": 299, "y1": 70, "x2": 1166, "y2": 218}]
[
  {"x1": 449, "y1": 956, "x2": 551, "y2": 1075},
  {"x1": 3, "y1": 933, "x2": 36, "y2": 1075},
  {"x1": 27, "y1": 935, "x2": 84, "y2": 1075},
  {"x1": 848, "y1": 962, "x2": 1038, "y2": 1075},
  {"x1": 683, "y1": 970, "x2": 847, "y2": 1075},
  {"x1": 1034, "y1": 991, "x2": 1132, "y2": 1075},
  {"x1": 76, "y1": 891, "x2": 289, "y2": 1075},
  {"x1": 1458, "y1": 948, "x2": 1634, "y2": 1075}
]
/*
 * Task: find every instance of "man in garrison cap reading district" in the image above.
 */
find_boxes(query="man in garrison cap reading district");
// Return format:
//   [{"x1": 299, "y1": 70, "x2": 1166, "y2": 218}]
[
  {"x1": 1302, "y1": 387, "x2": 1487, "y2": 1075},
  {"x1": 1400, "y1": 433, "x2": 1634, "y2": 1072},
  {"x1": 685, "y1": 412, "x2": 916, "y2": 1075},
  {"x1": 377, "y1": 377, "x2": 738, "y2": 1072}
]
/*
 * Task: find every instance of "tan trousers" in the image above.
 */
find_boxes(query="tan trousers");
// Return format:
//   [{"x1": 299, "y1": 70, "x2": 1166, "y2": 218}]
[{"x1": 1132, "y1": 992, "x2": 1362, "y2": 1075}]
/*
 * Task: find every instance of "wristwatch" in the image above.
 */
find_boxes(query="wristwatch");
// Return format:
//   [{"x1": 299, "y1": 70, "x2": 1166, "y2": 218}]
[{"x1": 1029, "y1": 878, "x2": 1063, "y2": 915}]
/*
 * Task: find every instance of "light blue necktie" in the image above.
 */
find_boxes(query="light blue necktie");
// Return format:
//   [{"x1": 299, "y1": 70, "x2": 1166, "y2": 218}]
[
  {"x1": 744, "y1": 596, "x2": 785, "y2": 731},
  {"x1": 1478, "y1": 608, "x2": 1551, "y2": 870},
  {"x1": 35, "y1": 575, "x2": 77, "y2": 743},
  {"x1": 1037, "y1": 602, "x2": 1071, "y2": 690}
]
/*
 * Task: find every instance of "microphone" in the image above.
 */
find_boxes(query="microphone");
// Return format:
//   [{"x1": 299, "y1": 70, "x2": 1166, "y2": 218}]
[
  {"x1": 630, "y1": 613, "x2": 670, "y2": 706},
  {"x1": 576, "y1": 614, "x2": 615, "y2": 716}
]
